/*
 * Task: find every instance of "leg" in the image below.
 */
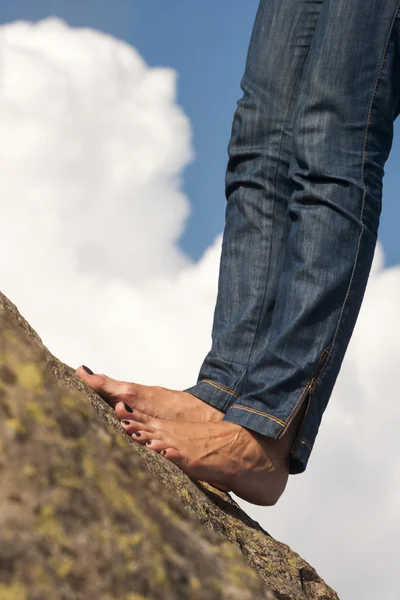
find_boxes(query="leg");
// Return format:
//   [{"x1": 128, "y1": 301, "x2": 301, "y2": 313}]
[
  {"x1": 118, "y1": 0, "x2": 400, "y2": 504},
  {"x1": 184, "y1": 0, "x2": 323, "y2": 410},
  {"x1": 77, "y1": 1, "x2": 400, "y2": 505},
  {"x1": 77, "y1": 0, "x2": 320, "y2": 427},
  {"x1": 222, "y1": 0, "x2": 400, "y2": 475},
  {"x1": 77, "y1": 0, "x2": 324, "y2": 505}
]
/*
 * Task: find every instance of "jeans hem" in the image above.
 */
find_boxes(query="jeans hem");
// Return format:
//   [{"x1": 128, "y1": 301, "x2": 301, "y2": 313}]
[
  {"x1": 184, "y1": 381, "x2": 313, "y2": 474},
  {"x1": 183, "y1": 379, "x2": 238, "y2": 413}
]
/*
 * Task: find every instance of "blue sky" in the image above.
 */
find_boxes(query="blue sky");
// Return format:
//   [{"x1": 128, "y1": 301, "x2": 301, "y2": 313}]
[{"x1": 1, "y1": 0, "x2": 398, "y2": 266}]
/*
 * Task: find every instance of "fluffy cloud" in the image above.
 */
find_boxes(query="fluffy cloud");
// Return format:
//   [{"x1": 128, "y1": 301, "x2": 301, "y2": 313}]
[{"x1": 0, "y1": 17, "x2": 398, "y2": 600}]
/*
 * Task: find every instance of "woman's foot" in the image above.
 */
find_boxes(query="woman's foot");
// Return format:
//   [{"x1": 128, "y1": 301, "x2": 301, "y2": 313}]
[
  {"x1": 75, "y1": 366, "x2": 224, "y2": 423},
  {"x1": 116, "y1": 403, "x2": 292, "y2": 506}
]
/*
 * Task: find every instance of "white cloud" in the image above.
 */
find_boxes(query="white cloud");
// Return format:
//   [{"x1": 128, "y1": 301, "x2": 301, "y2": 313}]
[{"x1": 0, "y1": 17, "x2": 399, "y2": 600}]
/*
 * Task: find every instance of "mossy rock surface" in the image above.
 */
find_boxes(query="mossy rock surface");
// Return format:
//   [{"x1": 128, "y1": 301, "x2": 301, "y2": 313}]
[{"x1": 0, "y1": 291, "x2": 339, "y2": 600}]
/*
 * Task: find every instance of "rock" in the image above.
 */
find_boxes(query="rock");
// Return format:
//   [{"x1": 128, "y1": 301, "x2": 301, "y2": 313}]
[{"x1": 0, "y1": 291, "x2": 339, "y2": 600}]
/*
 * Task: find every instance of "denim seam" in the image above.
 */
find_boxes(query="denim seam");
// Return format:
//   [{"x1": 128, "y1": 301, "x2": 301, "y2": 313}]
[
  {"x1": 287, "y1": 13, "x2": 399, "y2": 459},
  {"x1": 239, "y1": 9, "x2": 398, "y2": 461},
  {"x1": 228, "y1": 405, "x2": 313, "y2": 448},
  {"x1": 227, "y1": 348, "x2": 330, "y2": 437},
  {"x1": 300, "y1": 438, "x2": 313, "y2": 451},
  {"x1": 291, "y1": 389, "x2": 313, "y2": 447},
  {"x1": 282, "y1": 347, "x2": 330, "y2": 434},
  {"x1": 280, "y1": 347, "x2": 331, "y2": 464},
  {"x1": 228, "y1": 404, "x2": 286, "y2": 427},
  {"x1": 199, "y1": 379, "x2": 240, "y2": 398},
  {"x1": 312, "y1": 4, "x2": 400, "y2": 389}
]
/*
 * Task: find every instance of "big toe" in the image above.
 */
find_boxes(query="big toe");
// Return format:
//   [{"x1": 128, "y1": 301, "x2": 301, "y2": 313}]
[{"x1": 75, "y1": 366, "x2": 125, "y2": 407}]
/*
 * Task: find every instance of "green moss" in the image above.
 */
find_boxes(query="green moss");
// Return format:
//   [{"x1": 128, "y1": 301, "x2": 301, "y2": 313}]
[
  {"x1": 228, "y1": 561, "x2": 260, "y2": 587},
  {"x1": 58, "y1": 476, "x2": 83, "y2": 489},
  {"x1": 116, "y1": 531, "x2": 144, "y2": 560},
  {"x1": 26, "y1": 401, "x2": 57, "y2": 428},
  {"x1": 35, "y1": 505, "x2": 71, "y2": 547},
  {"x1": 0, "y1": 583, "x2": 27, "y2": 600},
  {"x1": 189, "y1": 576, "x2": 201, "y2": 591},
  {"x1": 28, "y1": 564, "x2": 53, "y2": 590},
  {"x1": 15, "y1": 363, "x2": 44, "y2": 394},
  {"x1": 51, "y1": 461, "x2": 84, "y2": 489},
  {"x1": 180, "y1": 488, "x2": 191, "y2": 503},
  {"x1": 117, "y1": 532, "x2": 143, "y2": 551},
  {"x1": 286, "y1": 555, "x2": 302, "y2": 572},
  {"x1": 61, "y1": 393, "x2": 92, "y2": 420},
  {"x1": 3, "y1": 329, "x2": 17, "y2": 345},
  {"x1": 151, "y1": 553, "x2": 168, "y2": 587},
  {"x1": 82, "y1": 455, "x2": 96, "y2": 478},
  {"x1": 50, "y1": 555, "x2": 75, "y2": 578},
  {"x1": 63, "y1": 437, "x2": 88, "y2": 451},
  {"x1": 197, "y1": 507, "x2": 208, "y2": 520},
  {"x1": 22, "y1": 463, "x2": 37, "y2": 477},
  {"x1": 159, "y1": 502, "x2": 179, "y2": 522},
  {"x1": 211, "y1": 578, "x2": 224, "y2": 594},
  {"x1": 5, "y1": 418, "x2": 26, "y2": 435},
  {"x1": 96, "y1": 428, "x2": 113, "y2": 446},
  {"x1": 114, "y1": 433, "x2": 129, "y2": 448},
  {"x1": 221, "y1": 543, "x2": 239, "y2": 560},
  {"x1": 62, "y1": 394, "x2": 82, "y2": 410}
]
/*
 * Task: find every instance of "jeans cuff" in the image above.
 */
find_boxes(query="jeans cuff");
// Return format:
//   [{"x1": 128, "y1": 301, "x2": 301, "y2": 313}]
[
  {"x1": 183, "y1": 379, "x2": 240, "y2": 413},
  {"x1": 222, "y1": 404, "x2": 283, "y2": 438}
]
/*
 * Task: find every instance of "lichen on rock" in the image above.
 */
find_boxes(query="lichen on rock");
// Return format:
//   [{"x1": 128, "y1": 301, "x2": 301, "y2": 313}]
[{"x1": 0, "y1": 291, "x2": 339, "y2": 600}]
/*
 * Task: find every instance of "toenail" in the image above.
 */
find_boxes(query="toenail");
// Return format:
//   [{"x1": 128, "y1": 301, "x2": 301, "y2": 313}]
[
  {"x1": 82, "y1": 365, "x2": 94, "y2": 375},
  {"x1": 162, "y1": 450, "x2": 166, "y2": 456},
  {"x1": 124, "y1": 403, "x2": 133, "y2": 413},
  {"x1": 122, "y1": 420, "x2": 130, "y2": 426},
  {"x1": 134, "y1": 432, "x2": 141, "y2": 437},
  {"x1": 146, "y1": 440, "x2": 151, "y2": 445}
]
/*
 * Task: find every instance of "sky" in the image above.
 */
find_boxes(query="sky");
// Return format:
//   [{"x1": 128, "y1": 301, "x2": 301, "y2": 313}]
[
  {"x1": 1, "y1": 0, "x2": 399, "y2": 266},
  {"x1": 0, "y1": 3, "x2": 399, "y2": 600}
]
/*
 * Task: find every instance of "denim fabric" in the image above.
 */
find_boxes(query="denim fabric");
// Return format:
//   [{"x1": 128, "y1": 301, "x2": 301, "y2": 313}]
[{"x1": 184, "y1": 0, "x2": 400, "y2": 474}]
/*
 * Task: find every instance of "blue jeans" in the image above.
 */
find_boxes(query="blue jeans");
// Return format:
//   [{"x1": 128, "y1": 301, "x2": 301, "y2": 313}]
[{"x1": 184, "y1": 0, "x2": 400, "y2": 474}]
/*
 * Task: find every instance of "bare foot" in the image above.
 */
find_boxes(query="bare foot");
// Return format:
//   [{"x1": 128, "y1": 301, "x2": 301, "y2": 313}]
[
  {"x1": 75, "y1": 365, "x2": 224, "y2": 424},
  {"x1": 115, "y1": 404, "x2": 293, "y2": 506}
]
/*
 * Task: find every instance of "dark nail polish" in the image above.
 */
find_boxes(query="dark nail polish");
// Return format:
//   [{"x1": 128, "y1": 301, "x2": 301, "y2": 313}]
[
  {"x1": 162, "y1": 450, "x2": 166, "y2": 456},
  {"x1": 124, "y1": 403, "x2": 133, "y2": 413},
  {"x1": 122, "y1": 420, "x2": 131, "y2": 426},
  {"x1": 134, "y1": 432, "x2": 141, "y2": 437},
  {"x1": 82, "y1": 365, "x2": 94, "y2": 375},
  {"x1": 146, "y1": 440, "x2": 151, "y2": 445}
]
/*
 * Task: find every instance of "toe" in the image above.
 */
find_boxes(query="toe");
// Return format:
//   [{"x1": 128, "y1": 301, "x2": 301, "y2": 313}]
[
  {"x1": 115, "y1": 402, "x2": 151, "y2": 423},
  {"x1": 120, "y1": 419, "x2": 155, "y2": 436},
  {"x1": 144, "y1": 439, "x2": 170, "y2": 453},
  {"x1": 131, "y1": 429, "x2": 154, "y2": 444},
  {"x1": 75, "y1": 366, "x2": 130, "y2": 407},
  {"x1": 160, "y1": 447, "x2": 186, "y2": 466}
]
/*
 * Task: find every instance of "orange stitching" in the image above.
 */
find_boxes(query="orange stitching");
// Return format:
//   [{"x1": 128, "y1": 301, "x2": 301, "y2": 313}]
[
  {"x1": 283, "y1": 348, "x2": 330, "y2": 444},
  {"x1": 229, "y1": 404, "x2": 286, "y2": 426},
  {"x1": 313, "y1": 348, "x2": 330, "y2": 388},
  {"x1": 282, "y1": 347, "x2": 330, "y2": 430},
  {"x1": 280, "y1": 385, "x2": 310, "y2": 433},
  {"x1": 199, "y1": 379, "x2": 240, "y2": 398},
  {"x1": 300, "y1": 439, "x2": 313, "y2": 451}
]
